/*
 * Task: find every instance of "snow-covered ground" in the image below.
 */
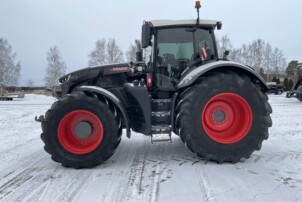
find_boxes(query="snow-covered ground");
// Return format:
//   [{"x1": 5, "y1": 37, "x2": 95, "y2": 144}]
[{"x1": 0, "y1": 94, "x2": 301, "y2": 202}]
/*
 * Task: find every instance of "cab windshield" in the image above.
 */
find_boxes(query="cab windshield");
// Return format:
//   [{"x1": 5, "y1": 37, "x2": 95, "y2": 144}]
[{"x1": 156, "y1": 27, "x2": 216, "y2": 80}]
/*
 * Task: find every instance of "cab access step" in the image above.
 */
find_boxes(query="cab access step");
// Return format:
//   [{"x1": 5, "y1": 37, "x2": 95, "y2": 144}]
[{"x1": 150, "y1": 98, "x2": 172, "y2": 144}]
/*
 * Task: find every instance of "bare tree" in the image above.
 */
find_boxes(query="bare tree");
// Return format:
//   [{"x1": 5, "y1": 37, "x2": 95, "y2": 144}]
[
  {"x1": 45, "y1": 46, "x2": 66, "y2": 89},
  {"x1": 249, "y1": 39, "x2": 265, "y2": 73},
  {"x1": 217, "y1": 35, "x2": 233, "y2": 58},
  {"x1": 0, "y1": 38, "x2": 21, "y2": 86},
  {"x1": 88, "y1": 38, "x2": 124, "y2": 65},
  {"x1": 126, "y1": 43, "x2": 137, "y2": 62},
  {"x1": 106, "y1": 38, "x2": 124, "y2": 63},
  {"x1": 271, "y1": 48, "x2": 286, "y2": 76},
  {"x1": 26, "y1": 79, "x2": 34, "y2": 92},
  {"x1": 217, "y1": 36, "x2": 287, "y2": 76},
  {"x1": 263, "y1": 43, "x2": 273, "y2": 74},
  {"x1": 88, "y1": 39, "x2": 106, "y2": 66}
]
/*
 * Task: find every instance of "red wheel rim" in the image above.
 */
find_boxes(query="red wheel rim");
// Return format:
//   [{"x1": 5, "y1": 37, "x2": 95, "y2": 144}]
[
  {"x1": 202, "y1": 93, "x2": 253, "y2": 144},
  {"x1": 58, "y1": 110, "x2": 103, "y2": 154}
]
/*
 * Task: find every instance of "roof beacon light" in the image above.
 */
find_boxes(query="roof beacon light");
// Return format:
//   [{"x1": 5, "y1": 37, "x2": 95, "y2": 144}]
[
  {"x1": 195, "y1": 1, "x2": 201, "y2": 25},
  {"x1": 195, "y1": 1, "x2": 201, "y2": 9}
]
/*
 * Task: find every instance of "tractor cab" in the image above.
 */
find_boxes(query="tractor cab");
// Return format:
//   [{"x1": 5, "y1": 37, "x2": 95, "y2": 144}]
[{"x1": 138, "y1": 19, "x2": 222, "y2": 98}]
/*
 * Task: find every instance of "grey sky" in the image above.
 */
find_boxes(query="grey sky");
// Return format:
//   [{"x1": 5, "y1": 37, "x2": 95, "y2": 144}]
[{"x1": 0, "y1": 0, "x2": 301, "y2": 85}]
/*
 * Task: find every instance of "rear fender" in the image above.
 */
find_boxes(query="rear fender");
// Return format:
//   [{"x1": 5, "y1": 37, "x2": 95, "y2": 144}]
[
  {"x1": 177, "y1": 61, "x2": 268, "y2": 91},
  {"x1": 78, "y1": 86, "x2": 131, "y2": 138}
]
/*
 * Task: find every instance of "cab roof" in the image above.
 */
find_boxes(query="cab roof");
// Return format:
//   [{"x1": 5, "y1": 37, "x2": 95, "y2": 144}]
[{"x1": 149, "y1": 19, "x2": 221, "y2": 28}]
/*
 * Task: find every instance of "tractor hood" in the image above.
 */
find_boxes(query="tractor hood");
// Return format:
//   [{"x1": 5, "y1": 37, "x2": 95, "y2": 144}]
[{"x1": 59, "y1": 63, "x2": 131, "y2": 84}]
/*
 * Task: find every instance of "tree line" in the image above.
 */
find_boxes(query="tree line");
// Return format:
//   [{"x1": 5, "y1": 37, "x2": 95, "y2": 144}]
[
  {"x1": 216, "y1": 36, "x2": 287, "y2": 75},
  {"x1": 216, "y1": 35, "x2": 302, "y2": 90},
  {"x1": 1, "y1": 36, "x2": 301, "y2": 90},
  {"x1": 283, "y1": 60, "x2": 302, "y2": 90},
  {"x1": 45, "y1": 38, "x2": 137, "y2": 88}
]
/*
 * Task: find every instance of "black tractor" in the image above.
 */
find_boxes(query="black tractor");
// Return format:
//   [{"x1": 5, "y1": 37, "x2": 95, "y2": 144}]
[
  {"x1": 286, "y1": 76, "x2": 302, "y2": 101},
  {"x1": 37, "y1": 3, "x2": 272, "y2": 168}
]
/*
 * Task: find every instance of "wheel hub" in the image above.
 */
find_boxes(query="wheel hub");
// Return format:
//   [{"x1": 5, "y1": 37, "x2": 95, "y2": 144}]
[
  {"x1": 58, "y1": 110, "x2": 104, "y2": 154},
  {"x1": 202, "y1": 93, "x2": 253, "y2": 144},
  {"x1": 213, "y1": 110, "x2": 225, "y2": 123},
  {"x1": 74, "y1": 121, "x2": 93, "y2": 139}
]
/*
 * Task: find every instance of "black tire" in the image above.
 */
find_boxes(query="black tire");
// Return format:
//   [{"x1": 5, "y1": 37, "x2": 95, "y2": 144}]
[
  {"x1": 41, "y1": 91, "x2": 121, "y2": 168},
  {"x1": 175, "y1": 71, "x2": 272, "y2": 163}
]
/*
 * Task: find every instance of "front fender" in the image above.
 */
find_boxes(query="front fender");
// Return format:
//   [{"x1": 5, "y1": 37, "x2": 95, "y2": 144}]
[
  {"x1": 78, "y1": 86, "x2": 131, "y2": 138},
  {"x1": 177, "y1": 61, "x2": 268, "y2": 90}
]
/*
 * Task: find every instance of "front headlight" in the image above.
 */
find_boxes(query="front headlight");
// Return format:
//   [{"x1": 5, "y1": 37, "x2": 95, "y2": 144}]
[
  {"x1": 60, "y1": 73, "x2": 80, "y2": 83},
  {"x1": 59, "y1": 75, "x2": 69, "y2": 83}
]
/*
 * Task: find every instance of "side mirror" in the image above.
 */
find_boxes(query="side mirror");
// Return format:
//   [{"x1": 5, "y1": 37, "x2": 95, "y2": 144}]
[
  {"x1": 223, "y1": 50, "x2": 230, "y2": 60},
  {"x1": 142, "y1": 22, "x2": 151, "y2": 48},
  {"x1": 216, "y1": 22, "x2": 222, "y2": 30}
]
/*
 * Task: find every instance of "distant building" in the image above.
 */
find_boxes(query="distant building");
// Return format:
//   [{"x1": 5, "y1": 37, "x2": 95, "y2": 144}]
[{"x1": 0, "y1": 84, "x2": 47, "y2": 94}]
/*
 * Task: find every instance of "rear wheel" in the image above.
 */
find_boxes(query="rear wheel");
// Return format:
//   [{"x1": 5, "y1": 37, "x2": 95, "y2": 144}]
[
  {"x1": 41, "y1": 91, "x2": 121, "y2": 168},
  {"x1": 176, "y1": 71, "x2": 272, "y2": 163}
]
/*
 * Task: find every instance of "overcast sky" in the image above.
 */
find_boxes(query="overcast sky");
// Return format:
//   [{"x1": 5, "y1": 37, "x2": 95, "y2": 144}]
[{"x1": 0, "y1": 0, "x2": 301, "y2": 85}]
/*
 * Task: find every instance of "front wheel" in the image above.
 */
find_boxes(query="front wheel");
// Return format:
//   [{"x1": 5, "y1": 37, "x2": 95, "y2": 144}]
[
  {"x1": 176, "y1": 71, "x2": 272, "y2": 163},
  {"x1": 41, "y1": 91, "x2": 121, "y2": 168}
]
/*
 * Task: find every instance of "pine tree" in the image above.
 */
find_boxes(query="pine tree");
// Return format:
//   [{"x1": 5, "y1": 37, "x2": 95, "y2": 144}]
[
  {"x1": 289, "y1": 79, "x2": 294, "y2": 90},
  {"x1": 276, "y1": 77, "x2": 280, "y2": 84},
  {"x1": 286, "y1": 60, "x2": 299, "y2": 78},
  {"x1": 272, "y1": 76, "x2": 277, "y2": 83}
]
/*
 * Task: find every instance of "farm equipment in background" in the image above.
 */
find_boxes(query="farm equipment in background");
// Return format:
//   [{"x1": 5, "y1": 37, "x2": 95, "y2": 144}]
[
  {"x1": 266, "y1": 82, "x2": 284, "y2": 95},
  {"x1": 286, "y1": 76, "x2": 302, "y2": 101},
  {"x1": 0, "y1": 90, "x2": 25, "y2": 101},
  {"x1": 36, "y1": 1, "x2": 272, "y2": 168}
]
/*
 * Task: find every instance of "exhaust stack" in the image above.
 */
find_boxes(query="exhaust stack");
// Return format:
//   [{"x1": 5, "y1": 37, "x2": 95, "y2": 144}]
[{"x1": 135, "y1": 40, "x2": 143, "y2": 62}]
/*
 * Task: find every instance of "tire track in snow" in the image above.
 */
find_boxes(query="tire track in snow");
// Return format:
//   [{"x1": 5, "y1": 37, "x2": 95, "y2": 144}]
[
  {"x1": 251, "y1": 151, "x2": 302, "y2": 163},
  {"x1": 114, "y1": 139, "x2": 151, "y2": 202},
  {"x1": 122, "y1": 143, "x2": 164, "y2": 202},
  {"x1": 0, "y1": 152, "x2": 95, "y2": 202},
  {"x1": 34, "y1": 169, "x2": 93, "y2": 202},
  {"x1": 147, "y1": 146, "x2": 166, "y2": 202},
  {"x1": 0, "y1": 152, "x2": 47, "y2": 201},
  {"x1": 101, "y1": 138, "x2": 169, "y2": 202},
  {"x1": 196, "y1": 163, "x2": 216, "y2": 202},
  {"x1": 0, "y1": 138, "x2": 39, "y2": 160},
  {"x1": 101, "y1": 139, "x2": 139, "y2": 202},
  {"x1": 0, "y1": 118, "x2": 42, "y2": 150},
  {"x1": 0, "y1": 150, "x2": 45, "y2": 181}
]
